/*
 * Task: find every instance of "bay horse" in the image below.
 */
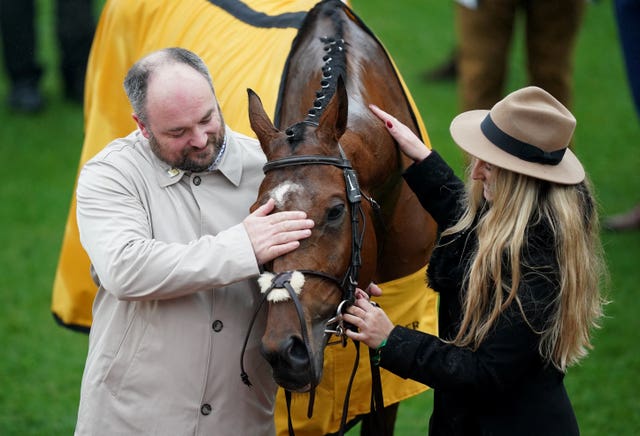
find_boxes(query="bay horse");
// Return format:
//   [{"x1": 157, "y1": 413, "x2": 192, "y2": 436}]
[{"x1": 245, "y1": 0, "x2": 438, "y2": 432}]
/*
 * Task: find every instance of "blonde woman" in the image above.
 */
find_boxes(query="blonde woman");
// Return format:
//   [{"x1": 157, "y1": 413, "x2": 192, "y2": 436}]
[{"x1": 344, "y1": 86, "x2": 605, "y2": 435}]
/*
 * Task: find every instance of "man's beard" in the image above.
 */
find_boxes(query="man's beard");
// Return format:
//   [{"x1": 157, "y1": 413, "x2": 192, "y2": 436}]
[{"x1": 149, "y1": 128, "x2": 225, "y2": 173}]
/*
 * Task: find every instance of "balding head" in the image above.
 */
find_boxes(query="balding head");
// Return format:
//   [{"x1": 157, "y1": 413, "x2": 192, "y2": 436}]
[{"x1": 124, "y1": 47, "x2": 214, "y2": 123}]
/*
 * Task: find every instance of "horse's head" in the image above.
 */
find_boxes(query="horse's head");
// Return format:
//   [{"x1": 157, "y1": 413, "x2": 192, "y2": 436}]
[{"x1": 247, "y1": 79, "x2": 377, "y2": 392}]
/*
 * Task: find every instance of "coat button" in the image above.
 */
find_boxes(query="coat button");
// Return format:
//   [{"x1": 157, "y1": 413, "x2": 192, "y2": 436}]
[
  {"x1": 212, "y1": 320, "x2": 223, "y2": 332},
  {"x1": 193, "y1": 176, "x2": 201, "y2": 186},
  {"x1": 201, "y1": 403, "x2": 212, "y2": 415}
]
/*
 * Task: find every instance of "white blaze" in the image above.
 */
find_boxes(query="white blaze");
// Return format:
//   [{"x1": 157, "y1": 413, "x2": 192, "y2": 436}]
[{"x1": 270, "y1": 181, "x2": 305, "y2": 208}]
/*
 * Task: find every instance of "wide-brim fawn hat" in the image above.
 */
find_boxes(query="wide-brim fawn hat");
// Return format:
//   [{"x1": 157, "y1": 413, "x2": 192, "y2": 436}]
[{"x1": 450, "y1": 86, "x2": 585, "y2": 184}]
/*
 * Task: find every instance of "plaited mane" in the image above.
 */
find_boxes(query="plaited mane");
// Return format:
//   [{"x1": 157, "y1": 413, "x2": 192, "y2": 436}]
[{"x1": 284, "y1": 5, "x2": 348, "y2": 147}]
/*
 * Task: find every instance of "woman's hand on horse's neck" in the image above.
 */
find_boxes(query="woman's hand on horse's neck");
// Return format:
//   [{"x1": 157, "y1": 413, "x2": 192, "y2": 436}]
[{"x1": 369, "y1": 104, "x2": 432, "y2": 163}]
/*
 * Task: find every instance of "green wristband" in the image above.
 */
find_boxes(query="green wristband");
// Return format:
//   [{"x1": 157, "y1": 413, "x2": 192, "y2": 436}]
[{"x1": 371, "y1": 338, "x2": 388, "y2": 366}]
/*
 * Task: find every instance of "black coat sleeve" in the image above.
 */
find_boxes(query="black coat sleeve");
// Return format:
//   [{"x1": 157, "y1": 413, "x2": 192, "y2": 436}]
[
  {"x1": 403, "y1": 151, "x2": 465, "y2": 229},
  {"x1": 379, "y1": 256, "x2": 558, "y2": 394}
]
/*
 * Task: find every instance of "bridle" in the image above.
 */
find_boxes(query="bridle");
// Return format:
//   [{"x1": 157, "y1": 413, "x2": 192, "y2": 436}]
[
  {"x1": 240, "y1": 141, "x2": 385, "y2": 435},
  {"x1": 262, "y1": 143, "x2": 367, "y2": 309}
]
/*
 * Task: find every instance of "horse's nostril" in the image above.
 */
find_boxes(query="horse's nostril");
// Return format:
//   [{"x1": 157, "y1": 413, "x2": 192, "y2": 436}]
[
  {"x1": 261, "y1": 336, "x2": 310, "y2": 370},
  {"x1": 287, "y1": 336, "x2": 310, "y2": 364}
]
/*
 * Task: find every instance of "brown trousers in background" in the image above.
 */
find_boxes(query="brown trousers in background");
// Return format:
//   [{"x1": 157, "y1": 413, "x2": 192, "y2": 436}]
[{"x1": 456, "y1": 0, "x2": 585, "y2": 111}]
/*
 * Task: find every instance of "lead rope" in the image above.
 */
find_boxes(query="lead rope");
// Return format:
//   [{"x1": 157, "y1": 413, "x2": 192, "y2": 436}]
[
  {"x1": 337, "y1": 339, "x2": 361, "y2": 436},
  {"x1": 343, "y1": 154, "x2": 387, "y2": 436},
  {"x1": 368, "y1": 346, "x2": 386, "y2": 435}
]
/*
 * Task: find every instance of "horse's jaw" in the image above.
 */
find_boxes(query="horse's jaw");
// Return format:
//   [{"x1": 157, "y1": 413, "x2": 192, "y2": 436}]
[{"x1": 275, "y1": 378, "x2": 313, "y2": 394}]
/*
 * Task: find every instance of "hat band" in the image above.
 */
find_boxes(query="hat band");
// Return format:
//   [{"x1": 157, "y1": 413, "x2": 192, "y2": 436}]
[{"x1": 480, "y1": 115, "x2": 566, "y2": 165}]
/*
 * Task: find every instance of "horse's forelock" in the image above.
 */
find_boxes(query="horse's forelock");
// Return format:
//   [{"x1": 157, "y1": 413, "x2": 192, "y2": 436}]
[{"x1": 284, "y1": 122, "x2": 307, "y2": 149}]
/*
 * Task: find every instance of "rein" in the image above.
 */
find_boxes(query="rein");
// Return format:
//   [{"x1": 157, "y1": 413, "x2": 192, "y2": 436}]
[{"x1": 240, "y1": 144, "x2": 385, "y2": 435}]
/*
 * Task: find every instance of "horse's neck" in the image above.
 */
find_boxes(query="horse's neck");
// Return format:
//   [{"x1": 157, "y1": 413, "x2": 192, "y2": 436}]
[
  {"x1": 376, "y1": 190, "x2": 436, "y2": 284},
  {"x1": 279, "y1": 3, "x2": 438, "y2": 282},
  {"x1": 362, "y1": 134, "x2": 437, "y2": 283}
]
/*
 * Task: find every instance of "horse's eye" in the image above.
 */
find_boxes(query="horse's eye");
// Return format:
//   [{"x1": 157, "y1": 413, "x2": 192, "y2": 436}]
[{"x1": 327, "y1": 204, "x2": 346, "y2": 222}]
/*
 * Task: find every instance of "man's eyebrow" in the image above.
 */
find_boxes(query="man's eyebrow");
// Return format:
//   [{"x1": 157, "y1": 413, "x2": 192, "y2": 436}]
[
  {"x1": 200, "y1": 108, "x2": 214, "y2": 121},
  {"x1": 165, "y1": 108, "x2": 215, "y2": 133},
  {"x1": 166, "y1": 125, "x2": 185, "y2": 133}
]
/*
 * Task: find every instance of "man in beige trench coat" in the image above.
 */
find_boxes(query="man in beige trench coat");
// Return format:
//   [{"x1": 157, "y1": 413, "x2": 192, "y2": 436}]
[{"x1": 74, "y1": 48, "x2": 314, "y2": 436}]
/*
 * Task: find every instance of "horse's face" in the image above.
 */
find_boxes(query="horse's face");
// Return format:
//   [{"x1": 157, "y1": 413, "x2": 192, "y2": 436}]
[
  {"x1": 247, "y1": 84, "x2": 377, "y2": 392},
  {"x1": 255, "y1": 164, "x2": 355, "y2": 392}
]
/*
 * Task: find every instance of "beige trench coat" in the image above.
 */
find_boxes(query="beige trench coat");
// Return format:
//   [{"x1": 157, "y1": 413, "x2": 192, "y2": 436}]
[{"x1": 74, "y1": 128, "x2": 276, "y2": 435}]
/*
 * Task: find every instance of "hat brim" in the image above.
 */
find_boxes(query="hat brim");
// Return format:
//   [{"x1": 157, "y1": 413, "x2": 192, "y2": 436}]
[{"x1": 450, "y1": 110, "x2": 585, "y2": 185}]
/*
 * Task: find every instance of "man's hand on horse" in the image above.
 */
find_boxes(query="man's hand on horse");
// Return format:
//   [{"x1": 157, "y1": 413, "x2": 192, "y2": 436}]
[{"x1": 244, "y1": 198, "x2": 314, "y2": 265}]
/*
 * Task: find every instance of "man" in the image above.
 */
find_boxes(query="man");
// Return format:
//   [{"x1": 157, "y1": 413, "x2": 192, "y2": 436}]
[{"x1": 74, "y1": 47, "x2": 314, "y2": 435}]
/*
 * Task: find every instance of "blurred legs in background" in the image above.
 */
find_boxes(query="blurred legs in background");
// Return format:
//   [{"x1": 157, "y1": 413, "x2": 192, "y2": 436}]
[
  {"x1": 0, "y1": 0, "x2": 95, "y2": 113},
  {"x1": 605, "y1": 0, "x2": 640, "y2": 232},
  {"x1": 56, "y1": 0, "x2": 96, "y2": 103},
  {"x1": 455, "y1": 0, "x2": 585, "y2": 111},
  {"x1": 422, "y1": 49, "x2": 458, "y2": 82},
  {"x1": 0, "y1": 0, "x2": 43, "y2": 112}
]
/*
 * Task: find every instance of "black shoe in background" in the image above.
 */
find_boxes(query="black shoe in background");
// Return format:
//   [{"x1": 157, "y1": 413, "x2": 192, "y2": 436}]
[
  {"x1": 422, "y1": 51, "x2": 458, "y2": 82},
  {"x1": 603, "y1": 204, "x2": 640, "y2": 232},
  {"x1": 7, "y1": 80, "x2": 45, "y2": 113}
]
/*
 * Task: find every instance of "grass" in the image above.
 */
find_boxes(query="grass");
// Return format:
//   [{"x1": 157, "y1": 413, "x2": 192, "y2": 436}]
[{"x1": 0, "y1": 0, "x2": 638, "y2": 435}]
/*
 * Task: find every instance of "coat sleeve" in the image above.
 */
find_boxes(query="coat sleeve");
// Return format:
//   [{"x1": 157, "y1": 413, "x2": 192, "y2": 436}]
[
  {"x1": 379, "y1": 258, "x2": 558, "y2": 393},
  {"x1": 402, "y1": 151, "x2": 466, "y2": 229},
  {"x1": 76, "y1": 155, "x2": 260, "y2": 301}
]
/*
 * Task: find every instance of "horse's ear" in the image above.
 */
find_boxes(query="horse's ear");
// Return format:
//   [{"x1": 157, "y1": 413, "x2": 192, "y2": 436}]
[
  {"x1": 247, "y1": 88, "x2": 280, "y2": 153},
  {"x1": 317, "y1": 75, "x2": 348, "y2": 144}
]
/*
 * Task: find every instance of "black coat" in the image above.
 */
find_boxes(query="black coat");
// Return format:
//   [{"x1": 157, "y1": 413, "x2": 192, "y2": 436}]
[{"x1": 379, "y1": 152, "x2": 579, "y2": 436}]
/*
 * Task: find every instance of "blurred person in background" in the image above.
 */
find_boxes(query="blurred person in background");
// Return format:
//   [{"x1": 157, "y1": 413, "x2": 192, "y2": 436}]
[
  {"x1": 456, "y1": 0, "x2": 585, "y2": 111},
  {"x1": 0, "y1": 0, "x2": 96, "y2": 112},
  {"x1": 423, "y1": 0, "x2": 585, "y2": 114},
  {"x1": 604, "y1": 0, "x2": 640, "y2": 231}
]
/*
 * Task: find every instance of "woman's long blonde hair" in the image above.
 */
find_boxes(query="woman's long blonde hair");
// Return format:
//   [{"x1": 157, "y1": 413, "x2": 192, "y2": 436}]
[{"x1": 442, "y1": 163, "x2": 606, "y2": 371}]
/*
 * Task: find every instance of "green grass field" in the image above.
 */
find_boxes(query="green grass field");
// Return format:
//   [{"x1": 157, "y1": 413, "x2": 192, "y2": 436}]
[{"x1": 0, "y1": 1, "x2": 638, "y2": 434}]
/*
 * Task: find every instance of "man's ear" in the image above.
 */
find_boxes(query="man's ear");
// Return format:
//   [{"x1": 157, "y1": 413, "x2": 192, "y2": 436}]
[{"x1": 132, "y1": 113, "x2": 151, "y2": 139}]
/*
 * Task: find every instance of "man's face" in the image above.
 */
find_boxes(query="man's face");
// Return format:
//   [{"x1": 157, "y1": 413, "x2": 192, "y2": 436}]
[
  {"x1": 146, "y1": 106, "x2": 225, "y2": 172},
  {"x1": 134, "y1": 64, "x2": 226, "y2": 172}
]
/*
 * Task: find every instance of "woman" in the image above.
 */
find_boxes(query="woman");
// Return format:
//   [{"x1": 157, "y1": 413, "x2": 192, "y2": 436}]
[{"x1": 344, "y1": 86, "x2": 605, "y2": 435}]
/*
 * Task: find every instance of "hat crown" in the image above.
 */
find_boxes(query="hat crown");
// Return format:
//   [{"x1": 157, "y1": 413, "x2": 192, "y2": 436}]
[
  {"x1": 449, "y1": 86, "x2": 585, "y2": 184},
  {"x1": 490, "y1": 86, "x2": 576, "y2": 153}
]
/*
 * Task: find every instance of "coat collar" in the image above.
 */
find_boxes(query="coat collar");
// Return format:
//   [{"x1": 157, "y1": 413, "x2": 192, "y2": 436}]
[{"x1": 215, "y1": 128, "x2": 243, "y2": 186}]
